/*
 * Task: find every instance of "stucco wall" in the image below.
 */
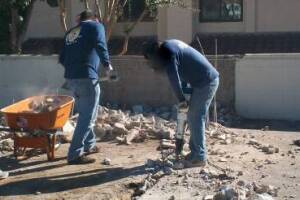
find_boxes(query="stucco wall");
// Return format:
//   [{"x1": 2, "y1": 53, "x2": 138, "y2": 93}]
[
  {"x1": 236, "y1": 54, "x2": 300, "y2": 120},
  {"x1": 0, "y1": 55, "x2": 234, "y2": 109}
]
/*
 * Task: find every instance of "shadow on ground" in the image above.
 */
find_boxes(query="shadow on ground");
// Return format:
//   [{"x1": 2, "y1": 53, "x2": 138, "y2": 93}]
[
  {"x1": 0, "y1": 163, "x2": 145, "y2": 196},
  {"x1": 230, "y1": 118, "x2": 300, "y2": 132}
]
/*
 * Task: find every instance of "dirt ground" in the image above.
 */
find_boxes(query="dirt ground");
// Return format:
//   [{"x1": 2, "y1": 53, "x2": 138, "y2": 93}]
[{"x1": 0, "y1": 123, "x2": 299, "y2": 200}]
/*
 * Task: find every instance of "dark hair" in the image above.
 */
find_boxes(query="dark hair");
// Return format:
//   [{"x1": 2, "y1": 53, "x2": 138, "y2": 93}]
[
  {"x1": 143, "y1": 39, "x2": 160, "y2": 59},
  {"x1": 79, "y1": 10, "x2": 94, "y2": 21},
  {"x1": 143, "y1": 39, "x2": 168, "y2": 71}
]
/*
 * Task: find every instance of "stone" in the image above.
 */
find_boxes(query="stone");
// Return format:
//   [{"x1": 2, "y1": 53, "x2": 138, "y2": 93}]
[
  {"x1": 168, "y1": 195, "x2": 175, "y2": 200},
  {"x1": 145, "y1": 159, "x2": 157, "y2": 168},
  {"x1": 237, "y1": 180, "x2": 246, "y2": 186},
  {"x1": 254, "y1": 193, "x2": 274, "y2": 200},
  {"x1": 125, "y1": 129, "x2": 140, "y2": 145},
  {"x1": 254, "y1": 183, "x2": 278, "y2": 196},
  {"x1": 164, "y1": 166, "x2": 174, "y2": 175},
  {"x1": 152, "y1": 170, "x2": 165, "y2": 180},
  {"x1": 161, "y1": 128, "x2": 175, "y2": 140},
  {"x1": 113, "y1": 122, "x2": 128, "y2": 135},
  {"x1": 173, "y1": 161, "x2": 185, "y2": 170},
  {"x1": 217, "y1": 134, "x2": 226, "y2": 140},
  {"x1": 237, "y1": 171, "x2": 244, "y2": 176},
  {"x1": 293, "y1": 139, "x2": 300, "y2": 147},
  {"x1": 203, "y1": 195, "x2": 214, "y2": 200},
  {"x1": 116, "y1": 136, "x2": 125, "y2": 143},
  {"x1": 102, "y1": 158, "x2": 111, "y2": 165},
  {"x1": 249, "y1": 139, "x2": 259, "y2": 145},
  {"x1": 261, "y1": 145, "x2": 270, "y2": 152},
  {"x1": 161, "y1": 141, "x2": 176, "y2": 149},
  {"x1": 214, "y1": 187, "x2": 236, "y2": 200},
  {"x1": 0, "y1": 138, "x2": 13, "y2": 151},
  {"x1": 218, "y1": 158, "x2": 228, "y2": 162}
]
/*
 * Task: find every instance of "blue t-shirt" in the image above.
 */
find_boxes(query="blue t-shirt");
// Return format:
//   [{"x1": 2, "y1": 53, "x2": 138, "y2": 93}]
[
  {"x1": 161, "y1": 39, "x2": 219, "y2": 102},
  {"x1": 59, "y1": 20, "x2": 110, "y2": 79}
]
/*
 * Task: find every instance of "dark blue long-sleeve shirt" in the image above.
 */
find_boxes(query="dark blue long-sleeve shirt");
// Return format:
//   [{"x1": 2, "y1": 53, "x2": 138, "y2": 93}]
[
  {"x1": 59, "y1": 20, "x2": 110, "y2": 79},
  {"x1": 161, "y1": 39, "x2": 219, "y2": 102}
]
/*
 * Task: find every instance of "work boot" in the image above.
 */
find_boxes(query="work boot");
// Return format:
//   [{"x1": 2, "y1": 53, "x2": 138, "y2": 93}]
[
  {"x1": 0, "y1": 170, "x2": 9, "y2": 180},
  {"x1": 68, "y1": 155, "x2": 96, "y2": 165},
  {"x1": 85, "y1": 146, "x2": 100, "y2": 155},
  {"x1": 184, "y1": 157, "x2": 207, "y2": 168}
]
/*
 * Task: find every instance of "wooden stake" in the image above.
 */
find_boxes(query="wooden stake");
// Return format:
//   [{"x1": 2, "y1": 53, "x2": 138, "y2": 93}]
[{"x1": 213, "y1": 39, "x2": 218, "y2": 123}]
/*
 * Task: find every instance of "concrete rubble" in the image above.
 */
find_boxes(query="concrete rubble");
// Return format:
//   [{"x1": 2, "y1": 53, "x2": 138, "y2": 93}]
[
  {"x1": 248, "y1": 139, "x2": 280, "y2": 154},
  {"x1": 27, "y1": 96, "x2": 62, "y2": 113},
  {"x1": 94, "y1": 106, "x2": 177, "y2": 145}
]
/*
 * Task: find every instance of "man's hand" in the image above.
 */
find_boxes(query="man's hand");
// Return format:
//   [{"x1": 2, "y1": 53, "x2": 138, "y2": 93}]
[
  {"x1": 105, "y1": 64, "x2": 119, "y2": 82},
  {"x1": 177, "y1": 101, "x2": 189, "y2": 112}
]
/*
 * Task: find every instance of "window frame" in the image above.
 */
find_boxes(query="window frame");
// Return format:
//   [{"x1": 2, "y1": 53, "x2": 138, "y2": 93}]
[{"x1": 199, "y1": 0, "x2": 243, "y2": 23}]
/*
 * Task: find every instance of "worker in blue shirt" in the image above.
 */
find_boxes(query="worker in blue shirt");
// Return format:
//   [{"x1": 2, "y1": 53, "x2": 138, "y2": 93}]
[
  {"x1": 144, "y1": 39, "x2": 219, "y2": 168},
  {"x1": 59, "y1": 10, "x2": 112, "y2": 165}
]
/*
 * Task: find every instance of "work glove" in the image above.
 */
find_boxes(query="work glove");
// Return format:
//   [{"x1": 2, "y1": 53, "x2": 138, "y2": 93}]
[
  {"x1": 176, "y1": 101, "x2": 189, "y2": 113},
  {"x1": 105, "y1": 64, "x2": 119, "y2": 82}
]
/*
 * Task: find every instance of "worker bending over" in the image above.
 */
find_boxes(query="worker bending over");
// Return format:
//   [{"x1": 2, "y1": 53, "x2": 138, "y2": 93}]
[{"x1": 143, "y1": 39, "x2": 219, "y2": 168}]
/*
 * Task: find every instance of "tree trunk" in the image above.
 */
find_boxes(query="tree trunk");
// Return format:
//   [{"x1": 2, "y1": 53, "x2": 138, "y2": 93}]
[
  {"x1": 17, "y1": 0, "x2": 37, "y2": 53},
  {"x1": 10, "y1": 7, "x2": 19, "y2": 53},
  {"x1": 58, "y1": 0, "x2": 68, "y2": 32},
  {"x1": 84, "y1": 0, "x2": 90, "y2": 9},
  {"x1": 95, "y1": 0, "x2": 102, "y2": 21},
  {"x1": 119, "y1": 9, "x2": 148, "y2": 55},
  {"x1": 119, "y1": 34, "x2": 129, "y2": 55}
]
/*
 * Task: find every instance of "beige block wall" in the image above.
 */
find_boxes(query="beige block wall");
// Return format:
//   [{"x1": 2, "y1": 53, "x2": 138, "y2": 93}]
[{"x1": 236, "y1": 54, "x2": 300, "y2": 120}]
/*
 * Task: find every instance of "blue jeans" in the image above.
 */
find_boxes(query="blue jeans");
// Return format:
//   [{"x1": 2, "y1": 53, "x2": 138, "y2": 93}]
[
  {"x1": 187, "y1": 77, "x2": 219, "y2": 161},
  {"x1": 67, "y1": 79, "x2": 100, "y2": 161}
]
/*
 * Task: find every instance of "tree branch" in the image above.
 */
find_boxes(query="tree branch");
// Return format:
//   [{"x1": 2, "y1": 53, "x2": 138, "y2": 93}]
[
  {"x1": 84, "y1": 0, "x2": 90, "y2": 9},
  {"x1": 119, "y1": 9, "x2": 148, "y2": 55},
  {"x1": 95, "y1": 0, "x2": 102, "y2": 21},
  {"x1": 58, "y1": 0, "x2": 68, "y2": 32},
  {"x1": 17, "y1": 0, "x2": 37, "y2": 52}
]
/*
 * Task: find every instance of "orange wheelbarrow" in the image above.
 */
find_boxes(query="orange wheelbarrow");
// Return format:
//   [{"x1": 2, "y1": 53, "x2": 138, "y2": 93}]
[{"x1": 1, "y1": 95, "x2": 74, "y2": 161}]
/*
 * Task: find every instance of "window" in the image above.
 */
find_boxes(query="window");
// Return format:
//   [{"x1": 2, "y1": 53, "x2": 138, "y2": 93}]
[
  {"x1": 199, "y1": 0, "x2": 243, "y2": 22},
  {"x1": 119, "y1": 0, "x2": 156, "y2": 22}
]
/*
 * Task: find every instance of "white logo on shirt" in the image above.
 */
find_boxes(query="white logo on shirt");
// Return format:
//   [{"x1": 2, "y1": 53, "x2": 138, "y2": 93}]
[{"x1": 66, "y1": 27, "x2": 81, "y2": 45}]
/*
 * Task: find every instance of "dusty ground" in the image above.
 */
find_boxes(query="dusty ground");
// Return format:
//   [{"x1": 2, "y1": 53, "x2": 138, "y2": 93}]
[
  {"x1": 0, "y1": 125, "x2": 299, "y2": 200},
  {"x1": 140, "y1": 128, "x2": 300, "y2": 200}
]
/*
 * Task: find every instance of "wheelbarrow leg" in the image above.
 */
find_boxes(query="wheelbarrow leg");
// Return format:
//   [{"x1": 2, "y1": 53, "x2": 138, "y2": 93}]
[
  {"x1": 50, "y1": 134, "x2": 56, "y2": 160},
  {"x1": 46, "y1": 134, "x2": 56, "y2": 161},
  {"x1": 13, "y1": 133, "x2": 18, "y2": 158}
]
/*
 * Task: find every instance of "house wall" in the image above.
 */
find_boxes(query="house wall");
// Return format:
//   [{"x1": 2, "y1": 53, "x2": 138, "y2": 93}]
[
  {"x1": 236, "y1": 53, "x2": 300, "y2": 120},
  {"x1": 25, "y1": 1, "x2": 157, "y2": 39},
  {"x1": 193, "y1": 0, "x2": 300, "y2": 34}
]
